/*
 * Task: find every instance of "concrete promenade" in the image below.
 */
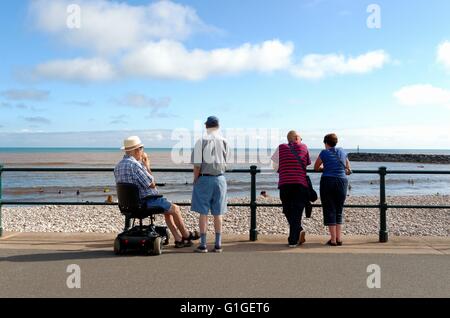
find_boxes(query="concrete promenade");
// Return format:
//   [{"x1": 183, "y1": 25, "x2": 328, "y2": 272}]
[{"x1": 0, "y1": 232, "x2": 449, "y2": 298}]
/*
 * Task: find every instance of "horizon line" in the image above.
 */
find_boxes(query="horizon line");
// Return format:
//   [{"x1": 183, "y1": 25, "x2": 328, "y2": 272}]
[{"x1": 1, "y1": 147, "x2": 450, "y2": 151}]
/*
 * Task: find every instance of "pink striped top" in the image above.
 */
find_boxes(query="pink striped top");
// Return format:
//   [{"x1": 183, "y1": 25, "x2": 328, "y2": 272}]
[{"x1": 271, "y1": 142, "x2": 311, "y2": 188}]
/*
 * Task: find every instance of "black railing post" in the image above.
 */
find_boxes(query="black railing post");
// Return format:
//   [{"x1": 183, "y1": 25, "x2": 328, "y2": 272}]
[
  {"x1": 0, "y1": 164, "x2": 3, "y2": 237},
  {"x1": 379, "y1": 166, "x2": 388, "y2": 243},
  {"x1": 250, "y1": 165, "x2": 258, "y2": 241}
]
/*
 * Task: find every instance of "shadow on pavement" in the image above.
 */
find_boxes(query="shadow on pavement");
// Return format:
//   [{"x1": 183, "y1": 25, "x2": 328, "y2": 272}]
[{"x1": 0, "y1": 250, "x2": 118, "y2": 263}]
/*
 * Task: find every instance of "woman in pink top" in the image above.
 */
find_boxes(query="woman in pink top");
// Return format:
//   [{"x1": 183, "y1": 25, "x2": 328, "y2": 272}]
[{"x1": 271, "y1": 130, "x2": 311, "y2": 247}]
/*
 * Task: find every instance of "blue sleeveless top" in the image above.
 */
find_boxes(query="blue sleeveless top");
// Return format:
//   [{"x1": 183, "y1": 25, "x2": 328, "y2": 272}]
[{"x1": 319, "y1": 147, "x2": 347, "y2": 178}]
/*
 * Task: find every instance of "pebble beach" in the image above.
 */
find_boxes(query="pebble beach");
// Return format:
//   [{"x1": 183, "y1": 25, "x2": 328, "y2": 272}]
[{"x1": 3, "y1": 195, "x2": 449, "y2": 237}]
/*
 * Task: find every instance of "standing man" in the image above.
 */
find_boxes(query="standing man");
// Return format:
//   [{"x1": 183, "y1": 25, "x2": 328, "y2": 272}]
[
  {"x1": 191, "y1": 116, "x2": 229, "y2": 253},
  {"x1": 271, "y1": 130, "x2": 311, "y2": 247}
]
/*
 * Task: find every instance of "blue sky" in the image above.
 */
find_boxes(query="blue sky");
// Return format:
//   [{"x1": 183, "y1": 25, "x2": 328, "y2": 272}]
[{"x1": 1, "y1": 0, "x2": 450, "y2": 148}]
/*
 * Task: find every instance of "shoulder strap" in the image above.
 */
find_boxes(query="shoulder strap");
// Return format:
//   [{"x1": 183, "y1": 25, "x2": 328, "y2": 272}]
[
  {"x1": 288, "y1": 143, "x2": 306, "y2": 171},
  {"x1": 328, "y1": 148, "x2": 346, "y2": 169}
]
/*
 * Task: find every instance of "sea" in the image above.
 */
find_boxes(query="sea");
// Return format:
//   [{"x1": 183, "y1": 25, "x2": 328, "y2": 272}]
[{"x1": 1, "y1": 147, "x2": 450, "y2": 203}]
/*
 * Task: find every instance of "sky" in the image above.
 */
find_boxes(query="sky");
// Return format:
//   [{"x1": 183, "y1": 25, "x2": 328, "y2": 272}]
[{"x1": 1, "y1": 0, "x2": 450, "y2": 149}]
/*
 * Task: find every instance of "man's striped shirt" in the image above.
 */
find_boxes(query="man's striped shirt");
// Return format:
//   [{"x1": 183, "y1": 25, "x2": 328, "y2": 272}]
[{"x1": 271, "y1": 142, "x2": 311, "y2": 188}]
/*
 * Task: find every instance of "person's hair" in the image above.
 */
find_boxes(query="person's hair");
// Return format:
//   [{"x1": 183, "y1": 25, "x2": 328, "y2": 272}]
[
  {"x1": 287, "y1": 130, "x2": 299, "y2": 143},
  {"x1": 206, "y1": 123, "x2": 219, "y2": 129},
  {"x1": 323, "y1": 133, "x2": 338, "y2": 147}
]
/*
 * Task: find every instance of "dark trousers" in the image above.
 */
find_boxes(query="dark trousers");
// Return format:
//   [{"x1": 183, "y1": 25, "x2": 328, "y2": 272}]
[
  {"x1": 279, "y1": 184, "x2": 308, "y2": 245},
  {"x1": 320, "y1": 176, "x2": 348, "y2": 226}
]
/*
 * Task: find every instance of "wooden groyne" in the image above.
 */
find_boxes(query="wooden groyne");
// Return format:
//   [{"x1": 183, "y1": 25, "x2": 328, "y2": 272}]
[{"x1": 347, "y1": 152, "x2": 450, "y2": 164}]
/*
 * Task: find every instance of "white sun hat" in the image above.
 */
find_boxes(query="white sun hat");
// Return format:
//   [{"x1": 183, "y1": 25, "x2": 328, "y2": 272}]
[{"x1": 121, "y1": 136, "x2": 144, "y2": 151}]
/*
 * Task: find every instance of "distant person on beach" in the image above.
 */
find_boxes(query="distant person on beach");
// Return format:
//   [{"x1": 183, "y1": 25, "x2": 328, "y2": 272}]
[
  {"x1": 314, "y1": 133, "x2": 352, "y2": 246},
  {"x1": 114, "y1": 136, "x2": 199, "y2": 248},
  {"x1": 191, "y1": 116, "x2": 229, "y2": 253},
  {"x1": 271, "y1": 130, "x2": 311, "y2": 248},
  {"x1": 260, "y1": 191, "x2": 269, "y2": 198}
]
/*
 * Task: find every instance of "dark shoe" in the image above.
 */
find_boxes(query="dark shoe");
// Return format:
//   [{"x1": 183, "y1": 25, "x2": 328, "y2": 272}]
[
  {"x1": 184, "y1": 230, "x2": 200, "y2": 241},
  {"x1": 181, "y1": 231, "x2": 200, "y2": 247},
  {"x1": 337, "y1": 241, "x2": 343, "y2": 246},
  {"x1": 174, "y1": 240, "x2": 185, "y2": 248},
  {"x1": 194, "y1": 245, "x2": 208, "y2": 253},
  {"x1": 212, "y1": 245, "x2": 223, "y2": 253},
  {"x1": 299, "y1": 230, "x2": 306, "y2": 245},
  {"x1": 175, "y1": 240, "x2": 193, "y2": 248},
  {"x1": 326, "y1": 240, "x2": 337, "y2": 246}
]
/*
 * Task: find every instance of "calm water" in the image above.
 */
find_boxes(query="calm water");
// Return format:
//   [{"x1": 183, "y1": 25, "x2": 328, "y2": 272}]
[{"x1": 1, "y1": 148, "x2": 450, "y2": 202}]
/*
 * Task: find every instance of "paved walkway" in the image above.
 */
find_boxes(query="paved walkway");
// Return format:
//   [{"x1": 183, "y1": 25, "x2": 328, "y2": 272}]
[
  {"x1": 1, "y1": 233, "x2": 449, "y2": 298},
  {"x1": 0, "y1": 232, "x2": 449, "y2": 254}
]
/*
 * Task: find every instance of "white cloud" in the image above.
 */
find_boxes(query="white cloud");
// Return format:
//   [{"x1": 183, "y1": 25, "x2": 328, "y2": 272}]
[
  {"x1": 114, "y1": 93, "x2": 175, "y2": 117},
  {"x1": 437, "y1": 41, "x2": 450, "y2": 71},
  {"x1": 65, "y1": 100, "x2": 92, "y2": 107},
  {"x1": 2, "y1": 125, "x2": 450, "y2": 148},
  {"x1": 343, "y1": 125, "x2": 450, "y2": 149},
  {"x1": 110, "y1": 115, "x2": 129, "y2": 125},
  {"x1": 0, "y1": 129, "x2": 175, "y2": 147},
  {"x1": 394, "y1": 84, "x2": 450, "y2": 107},
  {"x1": 32, "y1": 58, "x2": 116, "y2": 81},
  {"x1": 1, "y1": 89, "x2": 49, "y2": 101},
  {"x1": 23, "y1": 116, "x2": 51, "y2": 125},
  {"x1": 26, "y1": 1, "x2": 390, "y2": 82},
  {"x1": 29, "y1": 0, "x2": 211, "y2": 54},
  {"x1": 291, "y1": 50, "x2": 390, "y2": 79},
  {"x1": 115, "y1": 94, "x2": 171, "y2": 109},
  {"x1": 122, "y1": 40, "x2": 294, "y2": 80}
]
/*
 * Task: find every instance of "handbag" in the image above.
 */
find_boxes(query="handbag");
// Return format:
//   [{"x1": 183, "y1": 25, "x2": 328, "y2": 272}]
[{"x1": 287, "y1": 143, "x2": 318, "y2": 203}]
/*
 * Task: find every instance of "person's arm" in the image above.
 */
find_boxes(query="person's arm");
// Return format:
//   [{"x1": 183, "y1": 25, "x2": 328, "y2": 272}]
[
  {"x1": 193, "y1": 166, "x2": 201, "y2": 184},
  {"x1": 224, "y1": 140, "x2": 229, "y2": 169},
  {"x1": 345, "y1": 158, "x2": 352, "y2": 175},
  {"x1": 135, "y1": 164, "x2": 156, "y2": 189},
  {"x1": 306, "y1": 146, "x2": 311, "y2": 167},
  {"x1": 271, "y1": 146, "x2": 280, "y2": 171},
  {"x1": 314, "y1": 156, "x2": 323, "y2": 172},
  {"x1": 271, "y1": 161, "x2": 279, "y2": 171},
  {"x1": 141, "y1": 152, "x2": 152, "y2": 175},
  {"x1": 192, "y1": 139, "x2": 202, "y2": 184}
]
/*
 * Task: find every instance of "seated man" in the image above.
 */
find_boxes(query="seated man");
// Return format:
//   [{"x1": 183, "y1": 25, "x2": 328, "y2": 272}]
[{"x1": 114, "y1": 136, "x2": 198, "y2": 248}]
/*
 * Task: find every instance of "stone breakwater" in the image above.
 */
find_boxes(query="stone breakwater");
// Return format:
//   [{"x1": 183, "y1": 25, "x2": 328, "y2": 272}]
[
  {"x1": 348, "y1": 152, "x2": 450, "y2": 164},
  {"x1": 3, "y1": 195, "x2": 449, "y2": 237}
]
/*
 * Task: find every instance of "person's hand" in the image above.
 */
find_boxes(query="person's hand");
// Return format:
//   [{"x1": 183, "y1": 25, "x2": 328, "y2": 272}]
[
  {"x1": 142, "y1": 152, "x2": 150, "y2": 165},
  {"x1": 142, "y1": 152, "x2": 152, "y2": 173},
  {"x1": 193, "y1": 176, "x2": 199, "y2": 184},
  {"x1": 345, "y1": 168, "x2": 352, "y2": 175}
]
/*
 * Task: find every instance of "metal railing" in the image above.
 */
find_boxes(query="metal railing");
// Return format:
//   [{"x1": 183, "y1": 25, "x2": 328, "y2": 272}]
[{"x1": 0, "y1": 165, "x2": 449, "y2": 242}]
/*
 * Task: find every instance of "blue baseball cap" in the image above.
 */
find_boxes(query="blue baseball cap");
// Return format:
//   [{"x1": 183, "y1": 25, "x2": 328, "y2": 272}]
[{"x1": 205, "y1": 116, "x2": 219, "y2": 127}]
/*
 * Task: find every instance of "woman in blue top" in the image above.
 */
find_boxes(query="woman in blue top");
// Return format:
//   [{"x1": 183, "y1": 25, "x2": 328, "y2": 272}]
[{"x1": 314, "y1": 133, "x2": 352, "y2": 246}]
